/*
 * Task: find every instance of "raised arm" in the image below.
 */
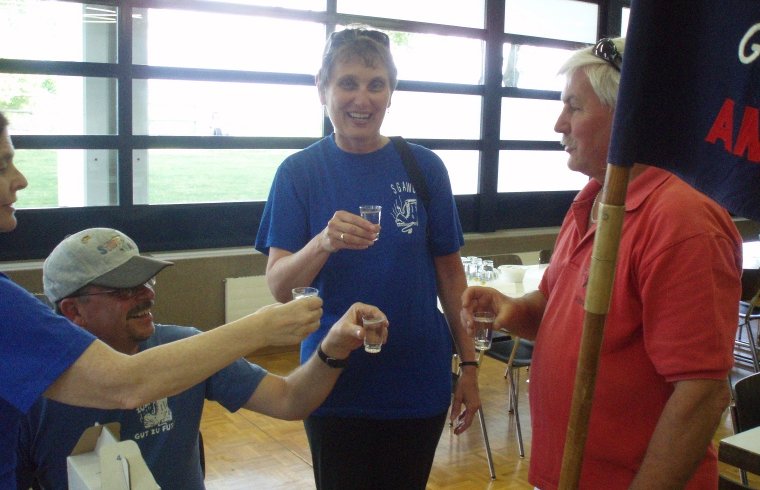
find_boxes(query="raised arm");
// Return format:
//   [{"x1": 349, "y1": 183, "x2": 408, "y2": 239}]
[
  {"x1": 44, "y1": 297, "x2": 323, "y2": 409},
  {"x1": 265, "y1": 210, "x2": 378, "y2": 302},
  {"x1": 242, "y1": 303, "x2": 387, "y2": 419}
]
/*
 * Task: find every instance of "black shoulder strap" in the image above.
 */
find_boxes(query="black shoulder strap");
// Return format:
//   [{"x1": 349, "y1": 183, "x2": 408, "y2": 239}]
[{"x1": 389, "y1": 136, "x2": 431, "y2": 213}]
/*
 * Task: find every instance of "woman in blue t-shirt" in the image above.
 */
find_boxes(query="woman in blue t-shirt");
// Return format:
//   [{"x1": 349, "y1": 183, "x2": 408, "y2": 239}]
[{"x1": 255, "y1": 26, "x2": 481, "y2": 490}]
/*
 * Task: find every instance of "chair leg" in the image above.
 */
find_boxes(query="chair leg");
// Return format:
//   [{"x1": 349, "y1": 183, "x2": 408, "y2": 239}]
[
  {"x1": 477, "y1": 407, "x2": 496, "y2": 480},
  {"x1": 507, "y1": 368, "x2": 521, "y2": 414},
  {"x1": 508, "y1": 367, "x2": 525, "y2": 458}
]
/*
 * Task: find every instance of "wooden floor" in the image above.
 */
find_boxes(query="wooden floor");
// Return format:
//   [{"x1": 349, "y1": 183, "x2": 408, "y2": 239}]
[{"x1": 200, "y1": 350, "x2": 760, "y2": 489}]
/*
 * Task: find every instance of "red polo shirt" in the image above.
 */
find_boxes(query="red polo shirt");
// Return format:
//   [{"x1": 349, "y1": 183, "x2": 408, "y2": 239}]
[{"x1": 529, "y1": 166, "x2": 742, "y2": 490}]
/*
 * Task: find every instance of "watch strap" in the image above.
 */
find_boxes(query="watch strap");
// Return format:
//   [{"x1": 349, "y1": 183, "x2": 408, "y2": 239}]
[{"x1": 317, "y1": 342, "x2": 349, "y2": 368}]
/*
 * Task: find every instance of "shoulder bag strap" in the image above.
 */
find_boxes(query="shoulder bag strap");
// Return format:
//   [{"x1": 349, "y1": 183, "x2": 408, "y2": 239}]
[{"x1": 389, "y1": 136, "x2": 431, "y2": 212}]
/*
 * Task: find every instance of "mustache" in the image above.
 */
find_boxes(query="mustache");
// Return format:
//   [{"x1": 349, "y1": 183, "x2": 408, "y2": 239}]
[
  {"x1": 127, "y1": 300, "x2": 154, "y2": 318},
  {"x1": 561, "y1": 137, "x2": 574, "y2": 147}
]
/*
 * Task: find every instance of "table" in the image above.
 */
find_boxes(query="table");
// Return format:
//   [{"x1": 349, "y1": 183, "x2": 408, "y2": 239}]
[
  {"x1": 745, "y1": 241, "x2": 760, "y2": 271},
  {"x1": 468, "y1": 264, "x2": 547, "y2": 299},
  {"x1": 719, "y1": 425, "x2": 760, "y2": 476}
]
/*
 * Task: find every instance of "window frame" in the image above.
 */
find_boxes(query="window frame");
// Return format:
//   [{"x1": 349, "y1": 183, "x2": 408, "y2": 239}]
[{"x1": 0, "y1": 0, "x2": 629, "y2": 261}]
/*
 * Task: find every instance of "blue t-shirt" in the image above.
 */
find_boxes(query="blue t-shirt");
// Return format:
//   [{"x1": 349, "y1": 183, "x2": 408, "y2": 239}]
[
  {"x1": 16, "y1": 324, "x2": 267, "y2": 490},
  {"x1": 255, "y1": 135, "x2": 464, "y2": 418},
  {"x1": 0, "y1": 273, "x2": 95, "y2": 489}
]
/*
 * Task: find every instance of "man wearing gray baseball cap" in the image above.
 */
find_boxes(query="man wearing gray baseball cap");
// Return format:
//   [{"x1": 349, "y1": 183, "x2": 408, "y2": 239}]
[
  {"x1": 18, "y1": 228, "x2": 388, "y2": 489},
  {"x1": 43, "y1": 227, "x2": 173, "y2": 306}
]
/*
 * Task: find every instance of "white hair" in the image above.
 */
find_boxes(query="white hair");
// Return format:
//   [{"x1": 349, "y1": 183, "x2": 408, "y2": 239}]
[{"x1": 557, "y1": 37, "x2": 625, "y2": 108}]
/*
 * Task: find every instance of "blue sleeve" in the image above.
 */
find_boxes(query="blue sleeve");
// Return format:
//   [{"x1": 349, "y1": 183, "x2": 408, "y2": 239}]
[
  {"x1": 0, "y1": 274, "x2": 95, "y2": 413},
  {"x1": 148, "y1": 325, "x2": 267, "y2": 412},
  {"x1": 255, "y1": 158, "x2": 311, "y2": 256},
  {"x1": 206, "y1": 358, "x2": 267, "y2": 412}
]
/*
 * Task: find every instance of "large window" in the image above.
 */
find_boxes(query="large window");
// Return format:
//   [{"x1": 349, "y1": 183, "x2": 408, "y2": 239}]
[{"x1": 0, "y1": 0, "x2": 629, "y2": 260}]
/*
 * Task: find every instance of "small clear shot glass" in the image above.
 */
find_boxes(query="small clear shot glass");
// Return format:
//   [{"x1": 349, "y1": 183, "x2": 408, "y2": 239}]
[
  {"x1": 292, "y1": 286, "x2": 319, "y2": 300},
  {"x1": 361, "y1": 314, "x2": 387, "y2": 353}
]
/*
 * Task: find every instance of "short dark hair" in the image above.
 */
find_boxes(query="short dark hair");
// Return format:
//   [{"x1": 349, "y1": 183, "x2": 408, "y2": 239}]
[{"x1": 0, "y1": 111, "x2": 8, "y2": 134}]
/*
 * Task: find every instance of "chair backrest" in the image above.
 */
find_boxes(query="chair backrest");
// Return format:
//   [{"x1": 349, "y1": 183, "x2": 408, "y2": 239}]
[
  {"x1": 733, "y1": 371, "x2": 760, "y2": 432},
  {"x1": 484, "y1": 338, "x2": 533, "y2": 368},
  {"x1": 493, "y1": 254, "x2": 523, "y2": 267}
]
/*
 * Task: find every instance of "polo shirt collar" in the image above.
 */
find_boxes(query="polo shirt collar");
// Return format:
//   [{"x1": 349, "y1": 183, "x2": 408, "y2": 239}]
[{"x1": 570, "y1": 165, "x2": 673, "y2": 232}]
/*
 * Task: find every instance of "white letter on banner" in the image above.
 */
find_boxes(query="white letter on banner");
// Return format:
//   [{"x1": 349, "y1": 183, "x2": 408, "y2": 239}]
[{"x1": 739, "y1": 23, "x2": 760, "y2": 64}]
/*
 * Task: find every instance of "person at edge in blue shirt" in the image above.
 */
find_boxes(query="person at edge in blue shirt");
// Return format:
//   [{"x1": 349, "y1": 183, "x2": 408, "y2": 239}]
[
  {"x1": 0, "y1": 110, "x2": 376, "y2": 488},
  {"x1": 16, "y1": 226, "x2": 388, "y2": 489}
]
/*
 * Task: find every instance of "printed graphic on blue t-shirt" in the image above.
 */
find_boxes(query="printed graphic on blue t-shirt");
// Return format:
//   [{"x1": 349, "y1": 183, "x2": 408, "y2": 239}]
[{"x1": 389, "y1": 180, "x2": 419, "y2": 234}]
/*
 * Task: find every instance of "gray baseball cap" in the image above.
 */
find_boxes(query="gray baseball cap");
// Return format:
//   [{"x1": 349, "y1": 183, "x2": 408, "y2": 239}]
[{"x1": 43, "y1": 228, "x2": 173, "y2": 303}]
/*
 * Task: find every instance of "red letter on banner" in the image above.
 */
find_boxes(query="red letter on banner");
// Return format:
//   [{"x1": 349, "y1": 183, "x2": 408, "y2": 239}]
[
  {"x1": 733, "y1": 105, "x2": 760, "y2": 163},
  {"x1": 705, "y1": 99, "x2": 735, "y2": 152}
]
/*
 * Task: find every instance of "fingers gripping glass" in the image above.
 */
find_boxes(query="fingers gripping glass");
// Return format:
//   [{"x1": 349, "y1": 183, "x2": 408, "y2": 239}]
[
  {"x1": 69, "y1": 277, "x2": 156, "y2": 300},
  {"x1": 328, "y1": 28, "x2": 390, "y2": 48},
  {"x1": 592, "y1": 38, "x2": 622, "y2": 72}
]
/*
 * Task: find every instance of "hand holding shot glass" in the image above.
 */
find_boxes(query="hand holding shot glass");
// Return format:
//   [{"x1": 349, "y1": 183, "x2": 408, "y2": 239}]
[
  {"x1": 361, "y1": 313, "x2": 388, "y2": 353},
  {"x1": 472, "y1": 311, "x2": 495, "y2": 351},
  {"x1": 359, "y1": 205, "x2": 382, "y2": 241}
]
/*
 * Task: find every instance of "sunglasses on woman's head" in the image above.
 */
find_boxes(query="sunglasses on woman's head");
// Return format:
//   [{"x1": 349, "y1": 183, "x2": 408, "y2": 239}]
[
  {"x1": 328, "y1": 28, "x2": 390, "y2": 48},
  {"x1": 592, "y1": 38, "x2": 622, "y2": 72}
]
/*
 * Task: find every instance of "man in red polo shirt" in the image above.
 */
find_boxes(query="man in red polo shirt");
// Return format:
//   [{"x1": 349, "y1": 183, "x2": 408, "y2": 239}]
[{"x1": 462, "y1": 37, "x2": 742, "y2": 489}]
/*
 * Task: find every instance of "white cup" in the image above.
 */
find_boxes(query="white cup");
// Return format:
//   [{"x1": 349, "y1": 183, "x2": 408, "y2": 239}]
[{"x1": 498, "y1": 265, "x2": 526, "y2": 283}]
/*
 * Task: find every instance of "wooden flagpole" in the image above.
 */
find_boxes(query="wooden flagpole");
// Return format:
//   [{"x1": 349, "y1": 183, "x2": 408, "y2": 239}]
[{"x1": 557, "y1": 163, "x2": 631, "y2": 489}]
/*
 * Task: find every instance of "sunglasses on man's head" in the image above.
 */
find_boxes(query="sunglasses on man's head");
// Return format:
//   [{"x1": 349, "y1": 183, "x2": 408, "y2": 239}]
[
  {"x1": 592, "y1": 38, "x2": 622, "y2": 72},
  {"x1": 328, "y1": 28, "x2": 390, "y2": 48}
]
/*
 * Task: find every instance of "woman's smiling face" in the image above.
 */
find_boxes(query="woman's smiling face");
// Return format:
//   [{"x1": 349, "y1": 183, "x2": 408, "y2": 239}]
[{"x1": 320, "y1": 56, "x2": 392, "y2": 154}]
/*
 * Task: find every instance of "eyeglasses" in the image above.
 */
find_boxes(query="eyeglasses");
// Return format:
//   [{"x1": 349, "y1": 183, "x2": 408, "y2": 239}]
[
  {"x1": 328, "y1": 28, "x2": 390, "y2": 48},
  {"x1": 68, "y1": 277, "x2": 156, "y2": 301},
  {"x1": 592, "y1": 38, "x2": 622, "y2": 72}
]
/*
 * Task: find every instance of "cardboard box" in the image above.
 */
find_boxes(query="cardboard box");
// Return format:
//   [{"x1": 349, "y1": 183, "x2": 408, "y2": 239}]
[{"x1": 67, "y1": 422, "x2": 160, "y2": 490}]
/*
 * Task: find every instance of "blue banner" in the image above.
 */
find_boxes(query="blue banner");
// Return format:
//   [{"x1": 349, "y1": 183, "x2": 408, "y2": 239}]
[{"x1": 609, "y1": 0, "x2": 760, "y2": 221}]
